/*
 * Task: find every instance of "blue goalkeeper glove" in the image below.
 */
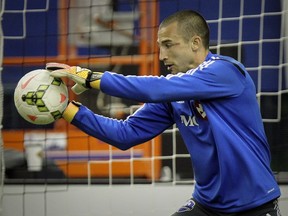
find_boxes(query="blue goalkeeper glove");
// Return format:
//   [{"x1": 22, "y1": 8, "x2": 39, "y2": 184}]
[{"x1": 46, "y1": 62, "x2": 103, "y2": 95}]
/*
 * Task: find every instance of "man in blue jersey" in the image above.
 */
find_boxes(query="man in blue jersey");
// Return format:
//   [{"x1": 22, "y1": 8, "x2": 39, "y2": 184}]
[{"x1": 47, "y1": 10, "x2": 282, "y2": 216}]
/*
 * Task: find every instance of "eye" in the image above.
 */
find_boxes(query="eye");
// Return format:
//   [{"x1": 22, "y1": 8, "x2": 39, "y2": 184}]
[{"x1": 165, "y1": 43, "x2": 173, "y2": 49}]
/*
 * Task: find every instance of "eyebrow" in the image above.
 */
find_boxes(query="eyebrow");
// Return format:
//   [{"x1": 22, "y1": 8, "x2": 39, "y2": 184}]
[{"x1": 157, "y1": 39, "x2": 173, "y2": 45}]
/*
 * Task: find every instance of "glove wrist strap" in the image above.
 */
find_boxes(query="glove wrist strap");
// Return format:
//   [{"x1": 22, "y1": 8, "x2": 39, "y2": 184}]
[{"x1": 86, "y1": 72, "x2": 103, "y2": 88}]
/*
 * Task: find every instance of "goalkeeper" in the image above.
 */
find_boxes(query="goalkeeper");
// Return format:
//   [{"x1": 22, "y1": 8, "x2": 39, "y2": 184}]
[{"x1": 47, "y1": 10, "x2": 282, "y2": 216}]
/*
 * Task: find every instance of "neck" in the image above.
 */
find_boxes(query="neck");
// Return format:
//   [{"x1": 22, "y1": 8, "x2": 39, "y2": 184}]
[{"x1": 192, "y1": 49, "x2": 209, "y2": 68}]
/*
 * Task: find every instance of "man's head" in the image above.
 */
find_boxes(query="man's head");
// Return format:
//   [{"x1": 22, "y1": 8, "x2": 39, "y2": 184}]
[{"x1": 157, "y1": 10, "x2": 210, "y2": 74}]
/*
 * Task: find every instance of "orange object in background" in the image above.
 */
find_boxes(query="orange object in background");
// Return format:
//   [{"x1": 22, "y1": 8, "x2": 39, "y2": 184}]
[{"x1": 3, "y1": 128, "x2": 162, "y2": 180}]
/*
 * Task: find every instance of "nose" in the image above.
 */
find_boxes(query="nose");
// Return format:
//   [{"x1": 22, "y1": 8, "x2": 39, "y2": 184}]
[{"x1": 159, "y1": 47, "x2": 167, "y2": 61}]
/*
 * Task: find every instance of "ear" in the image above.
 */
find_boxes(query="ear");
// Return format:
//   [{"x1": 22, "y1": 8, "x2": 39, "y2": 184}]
[{"x1": 191, "y1": 36, "x2": 201, "y2": 51}]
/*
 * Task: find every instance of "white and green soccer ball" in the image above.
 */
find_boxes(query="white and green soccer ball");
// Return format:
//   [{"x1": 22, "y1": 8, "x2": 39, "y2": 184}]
[{"x1": 14, "y1": 69, "x2": 69, "y2": 125}]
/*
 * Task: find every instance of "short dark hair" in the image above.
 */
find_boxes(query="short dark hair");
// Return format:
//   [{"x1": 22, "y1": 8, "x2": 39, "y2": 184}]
[{"x1": 159, "y1": 10, "x2": 210, "y2": 49}]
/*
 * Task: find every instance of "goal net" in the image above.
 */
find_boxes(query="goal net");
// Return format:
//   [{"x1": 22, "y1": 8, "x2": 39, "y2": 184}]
[{"x1": 1, "y1": 0, "x2": 288, "y2": 215}]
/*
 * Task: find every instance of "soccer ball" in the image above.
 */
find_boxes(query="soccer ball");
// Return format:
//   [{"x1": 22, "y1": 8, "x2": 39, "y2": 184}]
[{"x1": 14, "y1": 69, "x2": 69, "y2": 125}]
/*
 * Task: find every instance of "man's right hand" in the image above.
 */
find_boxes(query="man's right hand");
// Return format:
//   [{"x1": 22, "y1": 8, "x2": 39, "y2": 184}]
[{"x1": 46, "y1": 62, "x2": 103, "y2": 95}]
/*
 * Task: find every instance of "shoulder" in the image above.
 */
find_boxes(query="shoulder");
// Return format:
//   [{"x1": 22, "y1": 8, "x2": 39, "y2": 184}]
[{"x1": 186, "y1": 55, "x2": 234, "y2": 76}]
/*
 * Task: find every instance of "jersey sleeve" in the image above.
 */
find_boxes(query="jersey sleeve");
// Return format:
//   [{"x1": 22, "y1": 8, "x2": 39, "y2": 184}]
[
  {"x1": 100, "y1": 60, "x2": 247, "y2": 102},
  {"x1": 70, "y1": 102, "x2": 174, "y2": 150}
]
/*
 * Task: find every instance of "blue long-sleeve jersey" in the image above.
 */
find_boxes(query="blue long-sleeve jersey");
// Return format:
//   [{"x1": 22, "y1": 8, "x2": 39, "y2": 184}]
[{"x1": 70, "y1": 52, "x2": 280, "y2": 213}]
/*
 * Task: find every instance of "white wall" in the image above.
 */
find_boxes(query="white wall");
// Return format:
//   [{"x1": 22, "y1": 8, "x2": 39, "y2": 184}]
[{"x1": 2, "y1": 184, "x2": 288, "y2": 216}]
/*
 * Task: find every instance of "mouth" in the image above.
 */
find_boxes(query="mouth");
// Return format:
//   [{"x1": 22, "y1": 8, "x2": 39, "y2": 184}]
[{"x1": 165, "y1": 64, "x2": 174, "y2": 72}]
